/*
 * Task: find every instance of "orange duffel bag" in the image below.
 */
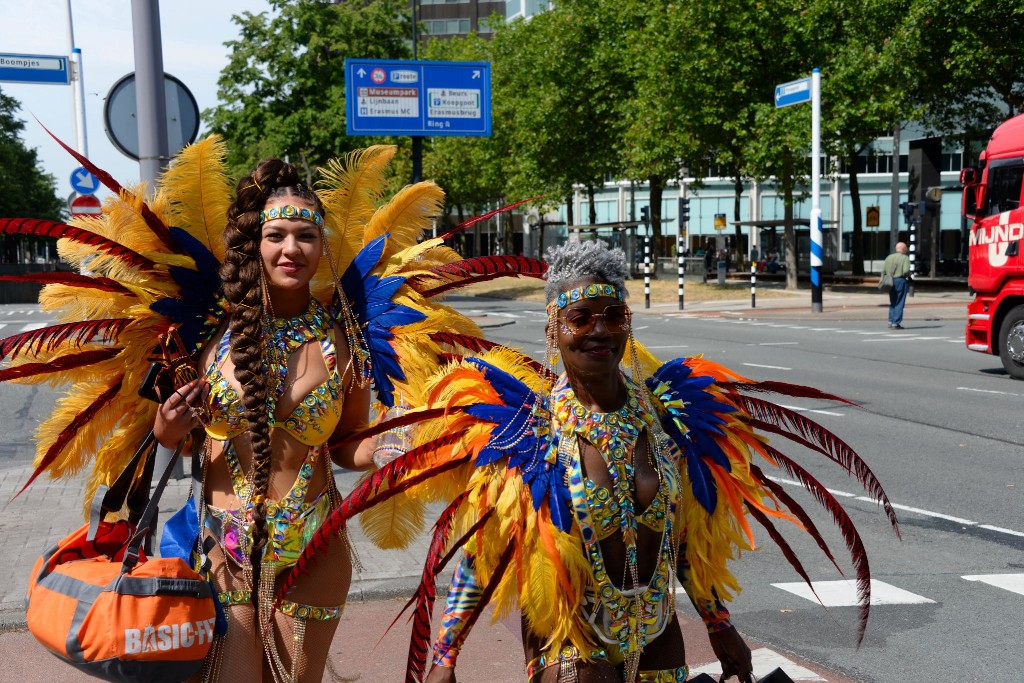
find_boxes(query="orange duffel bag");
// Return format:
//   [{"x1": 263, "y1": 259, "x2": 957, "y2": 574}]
[{"x1": 25, "y1": 434, "x2": 219, "y2": 683}]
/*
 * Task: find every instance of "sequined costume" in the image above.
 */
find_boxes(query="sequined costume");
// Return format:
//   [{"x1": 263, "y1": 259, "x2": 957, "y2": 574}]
[
  {"x1": 0, "y1": 137, "x2": 545, "y2": 682},
  {"x1": 276, "y1": 299, "x2": 900, "y2": 681},
  {"x1": 200, "y1": 297, "x2": 343, "y2": 608}
]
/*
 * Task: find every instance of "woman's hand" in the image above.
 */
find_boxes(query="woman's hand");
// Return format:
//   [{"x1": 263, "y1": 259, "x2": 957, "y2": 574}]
[
  {"x1": 424, "y1": 665, "x2": 456, "y2": 683},
  {"x1": 709, "y1": 625, "x2": 753, "y2": 682},
  {"x1": 154, "y1": 377, "x2": 208, "y2": 448}
]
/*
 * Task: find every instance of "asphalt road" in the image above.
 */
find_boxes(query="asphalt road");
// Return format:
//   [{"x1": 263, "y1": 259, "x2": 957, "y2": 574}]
[
  {"x1": 451, "y1": 296, "x2": 1024, "y2": 683},
  {"x1": 2, "y1": 298, "x2": 1020, "y2": 682}
]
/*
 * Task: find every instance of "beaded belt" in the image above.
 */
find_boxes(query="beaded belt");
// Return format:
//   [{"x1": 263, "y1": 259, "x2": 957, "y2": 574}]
[
  {"x1": 525, "y1": 645, "x2": 608, "y2": 679},
  {"x1": 638, "y1": 665, "x2": 689, "y2": 682},
  {"x1": 217, "y1": 590, "x2": 344, "y2": 621}
]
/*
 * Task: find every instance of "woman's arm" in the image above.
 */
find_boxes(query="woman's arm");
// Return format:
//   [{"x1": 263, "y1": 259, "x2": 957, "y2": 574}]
[
  {"x1": 329, "y1": 377, "x2": 374, "y2": 470},
  {"x1": 425, "y1": 553, "x2": 482, "y2": 682}
]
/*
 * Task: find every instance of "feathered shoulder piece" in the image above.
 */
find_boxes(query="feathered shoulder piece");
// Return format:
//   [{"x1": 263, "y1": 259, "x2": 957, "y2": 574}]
[
  {"x1": 645, "y1": 356, "x2": 900, "y2": 644},
  {"x1": 0, "y1": 133, "x2": 231, "y2": 509}
]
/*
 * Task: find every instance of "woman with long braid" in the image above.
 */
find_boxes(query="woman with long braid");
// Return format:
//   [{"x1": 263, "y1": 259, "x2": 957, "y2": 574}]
[{"x1": 155, "y1": 158, "x2": 373, "y2": 682}]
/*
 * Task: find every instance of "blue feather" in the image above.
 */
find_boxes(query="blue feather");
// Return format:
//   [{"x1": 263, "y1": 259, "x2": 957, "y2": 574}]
[{"x1": 149, "y1": 227, "x2": 222, "y2": 349}]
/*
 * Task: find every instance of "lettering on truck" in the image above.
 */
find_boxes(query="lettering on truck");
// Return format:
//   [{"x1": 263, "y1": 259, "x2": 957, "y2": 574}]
[
  {"x1": 124, "y1": 617, "x2": 217, "y2": 654},
  {"x1": 969, "y1": 213, "x2": 1024, "y2": 267}
]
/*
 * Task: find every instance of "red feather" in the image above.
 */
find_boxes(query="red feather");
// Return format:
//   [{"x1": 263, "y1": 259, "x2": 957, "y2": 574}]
[
  {"x1": 326, "y1": 406, "x2": 453, "y2": 452},
  {"x1": 275, "y1": 450, "x2": 472, "y2": 606},
  {"x1": 0, "y1": 272, "x2": 135, "y2": 296},
  {"x1": 385, "y1": 492, "x2": 471, "y2": 683},
  {"x1": 750, "y1": 464, "x2": 841, "y2": 573},
  {"x1": 0, "y1": 218, "x2": 156, "y2": 269},
  {"x1": 762, "y1": 443, "x2": 879, "y2": 645},
  {"x1": 724, "y1": 379, "x2": 858, "y2": 407},
  {"x1": 739, "y1": 394, "x2": 899, "y2": 532},
  {"x1": 0, "y1": 319, "x2": 132, "y2": 361},
  {"x1": 38, "y1": 121, "x2": 176, "y2": 250},
  {"x1": 0, "y1": 348, "x2": 121, "y2": 382},
  {"x1": 429, "y1": 332, "x2": 500, "y2": 354},
  {"x1": 411, "y1": 255, "x2": 547, "y2": 297},
  {"x1": 746, "y1": 504, "x2": 821, "y2": 602},
  {"x1": 12, "y1": 380, "x2": 123, "y2": 500},
  {"x1": 437, "y1": 196, "x2": 545, "y2": 241}
]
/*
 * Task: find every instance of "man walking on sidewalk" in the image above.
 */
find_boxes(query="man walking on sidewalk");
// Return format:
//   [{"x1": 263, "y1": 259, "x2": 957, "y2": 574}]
[{"x1": 883, "y1": 242, "x2": 912, "y2": 329}]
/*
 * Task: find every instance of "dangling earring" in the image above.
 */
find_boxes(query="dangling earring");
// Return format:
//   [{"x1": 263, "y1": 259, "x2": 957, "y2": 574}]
[{"x1": 544, "y1": 304, "x2": 560, "y2": 371}]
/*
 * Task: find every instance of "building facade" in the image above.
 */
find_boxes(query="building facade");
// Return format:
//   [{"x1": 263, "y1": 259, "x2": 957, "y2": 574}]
[{"x1": 417, "y1": 0, "x2": 506, "y2": 39}]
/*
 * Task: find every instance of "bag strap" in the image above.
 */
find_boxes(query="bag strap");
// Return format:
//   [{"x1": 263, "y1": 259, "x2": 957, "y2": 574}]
[
  {"x1": 86, "y1": 431, "x2": 157, "y2": 541},
  {"x1": 121, "y1": 439, "x2": 185, "y2": 573}
]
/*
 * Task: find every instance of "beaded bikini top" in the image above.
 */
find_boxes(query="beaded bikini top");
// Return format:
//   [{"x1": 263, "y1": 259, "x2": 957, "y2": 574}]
[
  {"x1": 205, "y1": 298, "x2": 343, "y2": 446},
  {"x1": 555, "y1": 383, "x2": 672, "y2": 541}
]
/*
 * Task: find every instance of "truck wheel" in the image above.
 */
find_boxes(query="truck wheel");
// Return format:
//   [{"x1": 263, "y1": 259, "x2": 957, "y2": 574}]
[{"x1": 999, "y1": 304, "x2": 1024, "y2": 379}]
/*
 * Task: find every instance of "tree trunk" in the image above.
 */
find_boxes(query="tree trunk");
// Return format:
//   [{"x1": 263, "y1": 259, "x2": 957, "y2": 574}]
[
  {"x1": 783, "y1": 152, "x2": 798, "y2": 290},
  {"x1": 649, "y1": 174, "x2": 664, "y2": 261},
  {"x1": 587, "y1": 185, "x2": 598, "y2": 225},
  {"x1": 566, "y1": 193, "x2": 574, "y2": 227},
  {"x1": 848, "y1": 151, "x2": 865, "y2": 276},
  {"x1": 733, "y1": 175, "x2": 744, "y2": 265}
]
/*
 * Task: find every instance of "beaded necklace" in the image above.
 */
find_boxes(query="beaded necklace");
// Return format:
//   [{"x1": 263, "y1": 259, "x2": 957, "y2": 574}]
[
  {"x1": 264, "y1": 297, "x2": 332, "y2": 402},
  {"x1": 553, "y1": 373, "x2": 680, "y2": 681}
]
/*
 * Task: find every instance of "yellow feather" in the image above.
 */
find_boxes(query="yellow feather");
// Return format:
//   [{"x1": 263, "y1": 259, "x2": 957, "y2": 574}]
[
  {"x1": 34, "y1": 380, "x2": 126, "y2": 479},
  {"x1": 157, "y1": 135, "x2": 232, "y2": 262},
  {"x1": 356, "y1": 472, "x2": 428, "y2": 549},
  {"x1": 364, "y1": 182, "x2": 445, "y2": 256},
  {"x1": 317, "y1": 145, "x2": 396, "y2": 269}
]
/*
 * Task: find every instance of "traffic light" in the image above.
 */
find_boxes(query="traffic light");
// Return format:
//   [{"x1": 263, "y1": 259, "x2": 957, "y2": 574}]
[
  {"x1": 680, "y1": 197, "x2": 690, "y2": 225},
  {"x1": 640, "y1": 205, "x2": 650, "y2": 226}
]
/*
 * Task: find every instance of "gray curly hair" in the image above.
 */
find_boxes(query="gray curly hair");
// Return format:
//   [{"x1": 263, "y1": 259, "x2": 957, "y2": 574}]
[{"x1": 544, "y1": 239, "x2": 629, "y2": 303}]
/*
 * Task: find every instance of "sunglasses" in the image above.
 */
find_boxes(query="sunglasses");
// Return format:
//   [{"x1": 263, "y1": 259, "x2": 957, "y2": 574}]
[{"x1": 560, "y1": 304, "x2": 632, "y2": 335}]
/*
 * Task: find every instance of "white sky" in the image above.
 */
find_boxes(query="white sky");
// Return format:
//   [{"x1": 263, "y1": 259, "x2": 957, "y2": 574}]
[{"x1": 0, "y1": 0, "x2": 266, "y2": 204}]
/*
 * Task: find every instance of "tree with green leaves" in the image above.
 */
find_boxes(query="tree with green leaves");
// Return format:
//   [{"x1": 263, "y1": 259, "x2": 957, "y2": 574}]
[
  {"x1": 205, "y1": 0, "x2": 412, "y2": 180},
  {"x1": 809, "y1": 0, "x2": 920, "y2": 275},
  {"x1": 889, "y1": 0, "x2": 1024, "y2": 138},
  {"x1": 0, "y1": 89, "x2": 64, "y2": 262},
  {"x1": 422, "y1": 30, "x2": 507, "y2": 226},
  {"x1": 493, "y1": 7, "x2": 624, "y2": 226}
]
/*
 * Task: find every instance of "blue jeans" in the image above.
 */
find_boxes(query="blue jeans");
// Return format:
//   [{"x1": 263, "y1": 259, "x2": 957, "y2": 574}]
[{"x1": 889, "y1": 277, "x2": 909, "y2": 325}]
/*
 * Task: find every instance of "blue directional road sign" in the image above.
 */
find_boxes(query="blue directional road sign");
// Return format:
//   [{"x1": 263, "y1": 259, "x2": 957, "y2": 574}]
[
  {"x1": 345, "y1": 59, "x2": 491, "y2": 137},
  {"x1": 0, "y1": 53, "x2": 69, "y2": 85},
  {"x1": 70, "y1": 167, "x2": 100, "y2": 195},
  {"x1": 774, "y1": 77, "x2": 811, "y2": 108}
]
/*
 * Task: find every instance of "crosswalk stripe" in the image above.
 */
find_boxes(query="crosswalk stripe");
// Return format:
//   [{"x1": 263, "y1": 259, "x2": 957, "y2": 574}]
[
  {"x1": 772, "y1": 579, "x2": 935, "y2": 605},
  {"x1": 962, "y1": 574, "x2": 1024, "y2": 596},
  {"x1": 691, "y1": 648, "x2": 826, "y2": 681},
  {"x1": 18, "y1": 323, "x2": 47, "y2": 332}
]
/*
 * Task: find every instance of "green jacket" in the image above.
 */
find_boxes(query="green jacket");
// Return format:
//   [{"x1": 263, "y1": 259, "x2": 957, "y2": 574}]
[{"x1": 883, "y1": 252, "x2": 911, "y2": 278}]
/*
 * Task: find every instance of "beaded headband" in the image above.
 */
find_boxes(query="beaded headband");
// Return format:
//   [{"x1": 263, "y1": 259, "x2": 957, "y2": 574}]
[
  {"x1": 259, "y1": 204, "x2": 324, "y2": 227},
  {"x1": 549, "y1": 282, "x2": 625, "y2": 311}
]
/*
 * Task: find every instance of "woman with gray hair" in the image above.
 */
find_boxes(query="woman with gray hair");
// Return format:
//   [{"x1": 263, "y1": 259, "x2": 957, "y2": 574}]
[{"x1": 393, "y1": 238, "x2": 898, "y2": 683}]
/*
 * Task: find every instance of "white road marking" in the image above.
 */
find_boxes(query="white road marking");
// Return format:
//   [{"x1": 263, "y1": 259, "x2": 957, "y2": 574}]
[
  {"x1": 977, "y1": 524, "x2": 1024, "y2": 537},
  {"x1": 773, "y1": 579, "x2": 935, "y2": 606},
  {"x1": 779, "y1": 403, "x2": 844, "y2": 416},
  {"x1": 857, "y1": 498, "x2": 975, "y2": 525},
  {"x1": 962, "y1": 574, "x2": 1024, "y2": 596},
  {"x1": 809, "y1": 327, "x2": 839, "y2": 332},
  {"x1": 743, "y1": 362, "x2": 791, "y2": 370},
  {"x1": 770, "y1": 478, "x2": 1023, "y2": 535},
  {"x1": 957, "y1": 386, "x2": 1023, "y2": 397},
  {"x1": 18, "y1": 323, "x2": 47, "y2": 332},
  {"x1": 690, "y1": 648, "x2": 825, "y2": 681},
  {"x1": 854, "y1": 331, "x2": 889, "y2": 335},
  {"x1": 862, "y1": 335, "x2": 924, "y2": 342},
  {"x1": 0, "y1": 324, "x2": 5, "y2": 332},
  {"x1": 758, "y1": 341, "x2": 799, "y2": 346}
]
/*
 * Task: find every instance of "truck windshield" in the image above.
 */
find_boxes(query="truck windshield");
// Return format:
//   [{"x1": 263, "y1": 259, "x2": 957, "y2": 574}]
[{"x1": 985, "y1": 161, "x2": 1024, "y2": 216}]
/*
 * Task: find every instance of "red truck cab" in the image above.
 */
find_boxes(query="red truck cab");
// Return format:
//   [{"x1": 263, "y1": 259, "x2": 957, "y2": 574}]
[{"x1": 963, "y1": 113, "x2": 1024, "y2": 378}]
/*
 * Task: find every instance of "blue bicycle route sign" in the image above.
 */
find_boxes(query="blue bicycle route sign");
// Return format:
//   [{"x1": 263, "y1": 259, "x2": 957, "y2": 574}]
[
  {"x1": 0, "y1": 53, "x2": 69, "y2": 85},
  {"x1": 345, "y1": 59, "x2": 491, "y2": 137}
]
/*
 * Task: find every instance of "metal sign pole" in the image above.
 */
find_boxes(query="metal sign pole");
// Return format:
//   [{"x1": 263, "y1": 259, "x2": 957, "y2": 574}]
[
  {"x1": 642, "y1": 205, "x2": 651, "y2": 309},
  {"x1": 131, "y1": 0, "x2": 170, "y2": 194},
  {"x1": 65, "y1": 1, "x2": 88, "y2": 157},
  {"x1": 810, "y1": 68, "x2": 823, "y2": 313}
]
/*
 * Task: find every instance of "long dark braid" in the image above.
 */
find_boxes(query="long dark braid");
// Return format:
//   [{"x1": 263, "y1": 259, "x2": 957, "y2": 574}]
[{"x1": 220, "y1": 159, "x2": 323, "y2": 589}]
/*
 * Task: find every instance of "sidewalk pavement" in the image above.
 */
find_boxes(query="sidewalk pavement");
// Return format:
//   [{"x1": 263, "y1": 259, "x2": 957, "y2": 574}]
[{"x1": 1, "y1": 286, "x2": 957, "y2": 680}]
